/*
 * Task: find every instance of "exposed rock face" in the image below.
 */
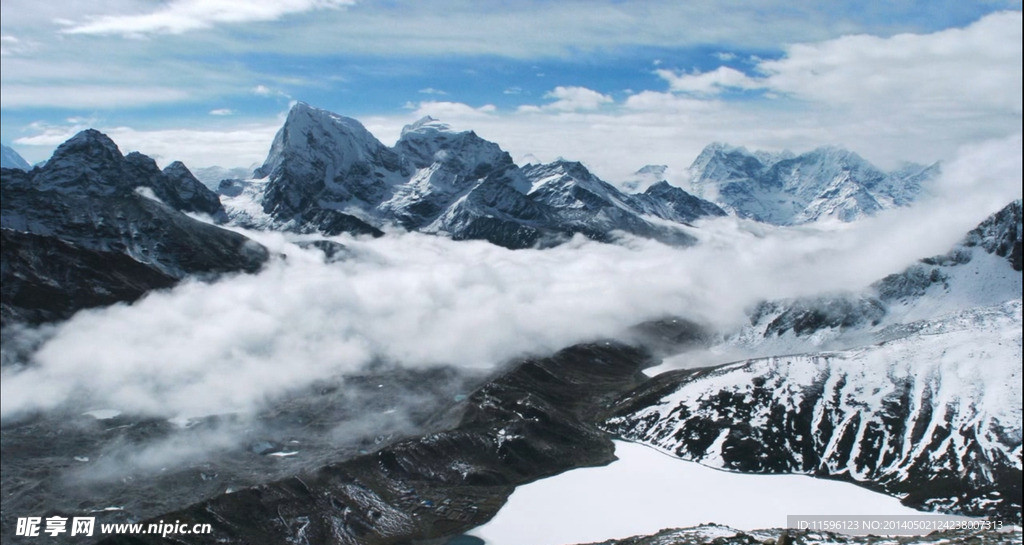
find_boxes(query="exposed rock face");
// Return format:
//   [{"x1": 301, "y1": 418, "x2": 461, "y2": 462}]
[
  {"x1": 255, "y1": 102, "x2": 403, "y2": 236},
  {"x1": 0, "y1": 130, "x2": 267, "y2": 325},
  {"x1": 234, "y1": 103, "x2": 724, "y2": 248},
  {"x1": 97, "y1": 342, "x2": 656, "y2": 544}
]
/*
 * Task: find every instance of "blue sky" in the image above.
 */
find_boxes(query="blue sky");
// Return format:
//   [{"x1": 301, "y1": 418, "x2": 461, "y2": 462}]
[{"x1": 1, "y1": 1, "x2": 1021, "y2": 182}]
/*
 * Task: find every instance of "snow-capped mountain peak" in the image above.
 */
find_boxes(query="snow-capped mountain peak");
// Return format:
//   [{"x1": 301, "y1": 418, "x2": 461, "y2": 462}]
[
  {"x1": 1, "y1": 144, "x2": 31, "y2": 171},
  {"x1": 621, "y1": 164, "x2": 670, "y2": 193},
  {"x1": 253, "y1": 101, "x2": 406, "y2": 230},
  {"x1": 47, "y1": 129, "x2": 123, "y2": 172},
  {"x1": 689, "y1": 142, "x2": 934, "y2": 224},
  {"x1": 400, "y1": 115, "x2": 454, "y2": 136},
  {"x1": 255, "y1": 101, "x2": 398, "y2": 181}
]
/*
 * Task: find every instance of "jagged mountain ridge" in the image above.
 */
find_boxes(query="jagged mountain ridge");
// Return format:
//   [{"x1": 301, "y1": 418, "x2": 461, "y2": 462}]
[
  {"x1": 228, "y1": 102, "x2": 724, "y2": 248},
  {"x1": 689, "y1": 142, "x2": 938, "y2": 224},
  {"x1": 0, "y1": 130, "x2": 268, "y2": 325}
]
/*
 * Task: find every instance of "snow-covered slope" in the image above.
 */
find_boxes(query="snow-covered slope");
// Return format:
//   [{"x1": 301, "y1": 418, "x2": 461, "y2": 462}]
[
  {"x1": 521, "y1": 160, "x2": 716, "y2": 245},
  {"x1": 606, "y1": 202, "x2": 1023, "y2": 522},
  {"x1": 739, "y1": 200, "x2": 1022, "y2": 352},
  {"x1": 607, "y1": 300, "x2": 1022, "y2": 520},
  {"x1": 0, "y1": 144, "x2": 31, "y2": 171},
  {"x1": 385, "y1": 116, "x2": 523, "y2": 228},
  {"x1": 688, "y1": 143, "x2": 937, "y2": 225}
]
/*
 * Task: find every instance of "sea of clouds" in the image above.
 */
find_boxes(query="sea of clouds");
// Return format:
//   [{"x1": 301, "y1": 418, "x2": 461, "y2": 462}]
[{"x1": 1, "y1": 134, "x2": 1020, "y2": 423}]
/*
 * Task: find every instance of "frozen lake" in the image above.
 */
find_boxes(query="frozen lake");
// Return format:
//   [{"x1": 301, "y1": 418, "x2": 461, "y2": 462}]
[{"x1": 470, "y1": 440, "x2": 924, "y2": 545}]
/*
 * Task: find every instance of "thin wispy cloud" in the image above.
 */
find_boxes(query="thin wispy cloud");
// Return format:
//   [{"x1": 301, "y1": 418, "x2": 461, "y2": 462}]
[
  {"x1": 60, "y1": 0, "x2": 357, "y2": 36},
  {"x1": 417, "y1": 87, "x2": 448, "y2": 95},
  {"x1": 0, "y1": 85, "x2": 190, "y2": 109}
]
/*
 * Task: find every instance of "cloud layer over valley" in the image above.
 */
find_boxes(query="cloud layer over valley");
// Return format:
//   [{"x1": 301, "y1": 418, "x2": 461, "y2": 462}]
[{"x1": 2, "y1": 135, "x2": 1019, "y2": 422}]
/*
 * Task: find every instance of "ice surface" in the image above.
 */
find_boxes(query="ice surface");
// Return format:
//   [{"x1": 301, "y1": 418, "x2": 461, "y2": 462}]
[{"x1": 469, "y1": 440, "x2": 924, "y2": 545}]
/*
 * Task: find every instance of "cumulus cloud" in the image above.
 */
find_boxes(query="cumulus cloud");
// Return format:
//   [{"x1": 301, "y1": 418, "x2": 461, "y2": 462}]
[
  {"x1": 61, "y1": 0, "x2": 357, "y2": 36},
  {"x1": 759, "y1": 10, "x2": 1023, "y2": 116},
  {"x1": 655, "y1": 66, "x2": 761, "y2": 95},
  {"x1": 1, "y1": 134, "x2": 1018, "y2": 422},
  {"x1": 252, "y1": 84, "x2": 291, "y2": 99},
  {"x1": 519, "y1": 86, "x2": 614, "y2": 113}
]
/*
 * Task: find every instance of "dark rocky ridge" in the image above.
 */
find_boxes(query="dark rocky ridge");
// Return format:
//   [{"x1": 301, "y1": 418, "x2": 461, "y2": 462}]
[
  {"x1": 0, "y1": 131, "x2": 268, "y2": 325},
  {"x1": 97, "y1": 342, "x2": 657, "y2": 544},
  {"x1": 0, "y1": 365, "x2": 479, "y2": 545}
]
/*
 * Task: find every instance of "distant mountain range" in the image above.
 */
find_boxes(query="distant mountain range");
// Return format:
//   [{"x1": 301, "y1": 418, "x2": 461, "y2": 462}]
[
  {"x1": 2, "y1": 103, "x2": 941, "y2": 254},
  {"x1": 688, "y1": 142, "x2": 939, "y2": 224},
  {"x1": 0, "y1": 102, "x2": 964, "y2": 324},
  {"x1": 0, "y1": 144, "x2": 31, "y2": 171},
  {"x1": 219, "y1": 103, "x2": 937, "y2": 245},
  {"x1": 219, "y1": 103, "x2": 728, "y2": 248}
]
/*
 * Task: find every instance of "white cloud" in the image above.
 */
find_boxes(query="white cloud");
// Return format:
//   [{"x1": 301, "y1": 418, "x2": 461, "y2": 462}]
[
  {"x1": 209, "y1": 108, "x2": 234, "y2": 116},
  {"x1": 252, "y1": 84, "x2": 290, "y2": 99},
  {"x1": 418, "y1": 87, "x2": 447, "y2": 95},
  {"x1": 61, "y1": 0, "x2": 357, "y2": 36},
  {"x1": 0, "y1": 34, "x2": 34, "y2": 56},
  {"x1": 622, "y1": 91, "x2": 719, "y2": 112},
  {"x1": 410, "y1": 101, "x2": 497, "y2": 119},
  {"x1": 519, "y1": 86, "x2": 613, "y2": 112},
  {"x1": 655, "y1": 66, "x2": 762, "y2": 95},
  {"x1": 14, "y1": 122, "x2": 279, "y2": 168},
  {"x1": 759, "y1": 11, "x2": 1023, "y2": 116}
]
